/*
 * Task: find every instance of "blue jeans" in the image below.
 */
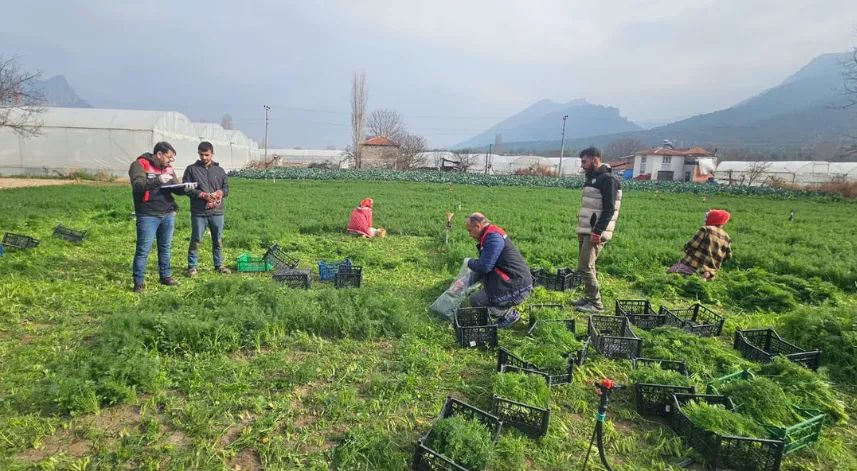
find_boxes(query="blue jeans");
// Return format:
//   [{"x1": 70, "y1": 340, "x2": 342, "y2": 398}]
[
  {"x1": 469, "y1": 285, "x2": 532, "y2": 319},
  {"x1": 188, "y1": 215, "x2": 225, "y2": 269},
  {"x1": 133, "y1": 214, "x2": 175, "y2": 285}
]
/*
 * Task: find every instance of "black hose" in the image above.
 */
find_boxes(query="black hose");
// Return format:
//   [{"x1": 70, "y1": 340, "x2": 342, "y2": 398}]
[{"x1": 596, "y1": 419, "x2": 615, "y2": 471}]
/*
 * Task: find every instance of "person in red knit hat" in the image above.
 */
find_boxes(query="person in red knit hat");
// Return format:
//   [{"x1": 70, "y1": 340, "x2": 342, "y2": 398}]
[
  {"x1": 668, "y1": 209, "x2": 732, "y2": 281},
  {"x1": 347, "y1": 198, "x2": 386, "y2": 238}
]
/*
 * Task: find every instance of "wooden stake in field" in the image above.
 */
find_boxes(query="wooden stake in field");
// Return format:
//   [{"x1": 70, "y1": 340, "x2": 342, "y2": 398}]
[{"x1": 445, "y1": 213, "x2": 454, "y2": 244}]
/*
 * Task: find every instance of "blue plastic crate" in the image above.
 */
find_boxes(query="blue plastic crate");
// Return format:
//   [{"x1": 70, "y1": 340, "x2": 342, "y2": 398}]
[{"x1": 318, "y1": 257, "x2": 351, "y2": 281}]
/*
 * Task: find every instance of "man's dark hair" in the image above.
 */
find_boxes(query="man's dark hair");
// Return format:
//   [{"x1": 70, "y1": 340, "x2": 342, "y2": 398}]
[
  {"x1": 153, "y1": 141, "x2": 176, "y2": 156},
  {"x1": 579, "y1": 146, "x2": 602, "y2": 159},
  {"x1": 198, "y1": 141, "x2": 214, "y2": 153}
]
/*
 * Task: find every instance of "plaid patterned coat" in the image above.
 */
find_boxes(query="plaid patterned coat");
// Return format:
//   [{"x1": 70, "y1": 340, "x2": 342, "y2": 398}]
[{"x1": 681, "y1": 226, "x2": 732, "y2": 276}]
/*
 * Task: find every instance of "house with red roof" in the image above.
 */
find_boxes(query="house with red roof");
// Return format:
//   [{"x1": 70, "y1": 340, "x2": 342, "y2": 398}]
[
  {"x1": 632, "y1": 140, "x2": 717, "y2": 182},
  {"x1": 361, "y1": 136, "x2": 400, "y2": 168}
]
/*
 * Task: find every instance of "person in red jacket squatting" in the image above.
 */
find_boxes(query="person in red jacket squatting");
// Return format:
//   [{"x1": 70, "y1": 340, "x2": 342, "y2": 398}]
[
  {"x1": 463, "y1": 213, "x2": 533, "y2": 328},
  {"x1": 347, "y1": 198, "x2": 385, "y2": 238}
]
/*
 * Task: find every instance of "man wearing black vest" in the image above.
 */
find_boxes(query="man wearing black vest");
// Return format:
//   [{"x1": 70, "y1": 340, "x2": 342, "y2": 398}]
[
  {"x1": 463, "y1": 213, "x2": 533, "y2": 328},
  {"x1": 128, "y1": 142, "x2": 197, "y2": 293}
]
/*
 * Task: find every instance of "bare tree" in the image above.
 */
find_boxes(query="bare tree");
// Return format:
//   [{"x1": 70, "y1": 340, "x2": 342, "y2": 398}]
[
  {"x1": 604, "y1": 137, "x2": 646, "y2": 160},
  {"x1": 452, "y1": 148, "x2": 480, "y2": 172},
  {"x1": 0, "y1": 55, "x2": 45, "y2": 137},
  {"x1": 745, "y1": 161, "x2": 771, "y2": 186},
  {"x1": 220, "y1": 114, "x2": 233, "y2": 130},
  {"x1": 494, "y1": 134, "x2": 503, "y2": 154},
  {"x1": 395, "y1": 133, "x2": 427, "y2": 170},
  {"x1": 366, "y1": 108, "x2": 407, "y2": 144},
  {"x1": 842, "y1": 44, "x2": 857, "y2": 110},
  {"x1": 347, "y1": 72, "x2": 368, "y2": 168}
]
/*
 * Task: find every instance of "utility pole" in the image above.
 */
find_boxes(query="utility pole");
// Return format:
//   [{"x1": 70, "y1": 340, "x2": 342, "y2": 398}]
[
  {"x1": 485, "y1": 144, "x2": 492, "y2": 175},
  {"x1": 263, "y1": 105, "x2": 271, "y2": 160},
  {"x1": 557, "y1": 114, "x2": 568, "y2": 177}
]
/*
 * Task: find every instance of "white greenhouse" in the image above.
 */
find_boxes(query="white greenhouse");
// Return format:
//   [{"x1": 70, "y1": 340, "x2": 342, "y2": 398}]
[
  {"x1": 715, "y1": 161, "x2": 857, "y2": 186},
  {"x1": 0, "y1": 107, "x2": 258, "y2": 176}
]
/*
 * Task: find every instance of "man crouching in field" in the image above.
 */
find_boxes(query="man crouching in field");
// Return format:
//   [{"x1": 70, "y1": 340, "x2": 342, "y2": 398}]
[
  {"x1": 574, "y1": 147, "x2": 622, "y2": 314},
  {"x1": 463, "y1": 213, "x2": 533, "y2": 328},
  {"x1": 182, "y1": 141, "x2": 231, "y2": 277},
  {"x1": 129, "y1": 142, "x2": 197, "y2": 293},
  {"x1": 668, "y1": 209, "x2": 732, "y2": 281}
]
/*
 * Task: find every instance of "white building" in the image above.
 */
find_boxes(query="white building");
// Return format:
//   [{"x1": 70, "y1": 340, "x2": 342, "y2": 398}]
[
  {"x1": 632, "y1": 141, "x2": 715, "y2": 181},
  {"x1": 0, "y1": 107, "x2": 258, "y2": 175},
  {"x1": 715, "y1": 161, "x2": 857, "y2": 186}
]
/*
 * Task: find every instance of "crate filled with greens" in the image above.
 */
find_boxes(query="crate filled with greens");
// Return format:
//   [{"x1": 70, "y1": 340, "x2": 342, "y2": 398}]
[
  {"x1": 669, "y1": 393, "x2": 785, "y2": 471},
  {"x1": 733, "y1": 328, "x2": 821, "y2": 371},
  {"x1": 492, "y1": 365, "x2": 551, "y2": 438},
  {"x1": 631, "y1": 358, "x2": 695, "y2": 417},
  {"x1": 587, "y1": 315, "x2": 642, "y2": 360},
  {"x1": 661, "y1": 303, "x2": 724, "y2": 337},
  {"x1": 615, "y1": 299, "x2": 665, "y2": 330},
  {"x1": 706, "y1": 370, "x2": 826, "y2": 455},
  {"x1": 412, "y1": 396, "x2": 502, "y2": 471}
]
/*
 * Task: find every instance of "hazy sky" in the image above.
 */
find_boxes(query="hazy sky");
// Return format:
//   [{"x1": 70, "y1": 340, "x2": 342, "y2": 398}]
[{"x1": 2, "y1": 0, "x2": 855, "y2": 148}]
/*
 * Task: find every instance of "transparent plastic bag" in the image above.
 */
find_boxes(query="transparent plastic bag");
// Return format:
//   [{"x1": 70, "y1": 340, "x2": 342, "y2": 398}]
[{"x1": 429, "y1": 261, "x2": 473, "y2": 322}]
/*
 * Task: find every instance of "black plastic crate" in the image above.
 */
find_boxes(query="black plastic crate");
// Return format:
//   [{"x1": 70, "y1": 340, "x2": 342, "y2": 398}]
[
  {"x1": 733, "y1": 329, "x2": 821, "y2": 371},
  {"x1": 491, "y1": 396, "x2": 550, "y2": 439},
  {"x1": 334, "y1": 265, "x2": 363, "y2": 289},
  {"x1": 455, "y1": 307, "x2": 498, "y2": 349},
  {"x1": 52, "y1": 223, "x2": 88, "y2": 242},
  {"x1": 2, "y1": 233, "x2": 40, "y2": 249},
  {"x1": 669, "y1": 393, "x2": 785, "y2": 471},
  {"x1": 631, "y1": 358, "x2": 695, "y2": 417},
  {"x1": 272, "y1": 268, "x2": 311, "y2": 289},
  {"x1": 525, "y1": 319, "x2": 589, "y2": 366},
  {"x1": 531, "y1": 267, "x2": 580, "y2": 291},
  {"x1": 497, "y1": 341, "x2": 588, "y2": 387},
  {"x1": 412, "y1": 396, "x2": 502, "y2": 471},
  {"x1": 661, "y1": 304, "x2": 724, "y2": 337},
  {"x1": 263, "y1": 243, "x2": 300, "y2": 270},
  {"x1": 615, "y1": 299, "x2": 665, "y2": 330},
  {"x1": 587, "y1": 315, "x2": 642, "y2": 360}
]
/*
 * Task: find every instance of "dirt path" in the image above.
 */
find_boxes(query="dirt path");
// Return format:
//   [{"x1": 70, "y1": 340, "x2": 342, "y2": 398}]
[{"x1": 0, "y1": 178, "x2": 128, "y2": 190}]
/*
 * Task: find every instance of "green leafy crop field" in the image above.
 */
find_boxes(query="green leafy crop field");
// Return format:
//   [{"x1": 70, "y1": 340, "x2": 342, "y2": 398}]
[{"x1": 0, "y1": 178, "x2": 855, "y2": 470}]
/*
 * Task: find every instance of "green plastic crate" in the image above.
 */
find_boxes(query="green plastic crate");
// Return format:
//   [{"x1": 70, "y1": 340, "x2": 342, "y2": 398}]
[
  {"x1": 764, "y1": 407, "x2": 826, "y2": 454},
  {"x1": 707, "y1": 369, "x2": 826, "y2": 454},
  {"x1": 236, "y1": 253, "x2": 273, "y2": 272}
]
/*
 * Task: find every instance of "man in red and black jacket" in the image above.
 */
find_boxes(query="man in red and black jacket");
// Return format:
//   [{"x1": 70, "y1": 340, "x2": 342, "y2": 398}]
[
  {"x1": 128, "y1": 141, "x2": 196, "y2": 293},
  {"x1": 463, "y1": 213, "x2": 533, "y2": 327}
]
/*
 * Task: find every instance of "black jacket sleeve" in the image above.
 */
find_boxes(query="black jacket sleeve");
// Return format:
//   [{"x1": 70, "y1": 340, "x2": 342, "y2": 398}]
[
  {"x1": 593, "y1": 176, "x2": 620, "y2": 235},
  {"x1": 183, "y1": 166, "x2": 205, "y2": 199},
  {"x1": 220, "y1": 168, "x2": 229, "y2": 198},
  {"x1": 129, "y1": 161, "x2": 160, "y2": 193}
]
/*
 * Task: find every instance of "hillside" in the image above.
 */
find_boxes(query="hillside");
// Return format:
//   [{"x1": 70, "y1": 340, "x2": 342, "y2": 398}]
[
  {"x1": 495, "y1": 52, "x2": 856, "y2": 154},
  {"x1": 454, "y1": 99, "x2": 641, "y2": 148},
  {"x1": 37, "y1": 75, "x2": 91, "y2": 108}
]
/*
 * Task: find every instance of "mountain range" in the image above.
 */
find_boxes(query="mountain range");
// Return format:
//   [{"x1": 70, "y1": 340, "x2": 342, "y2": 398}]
[
  {"x1": 454, "y1": 98, "x2": 641, "y2": 149},
  {"x1": 467, "y1": 52, "x2": 856, "y2": 154}
]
